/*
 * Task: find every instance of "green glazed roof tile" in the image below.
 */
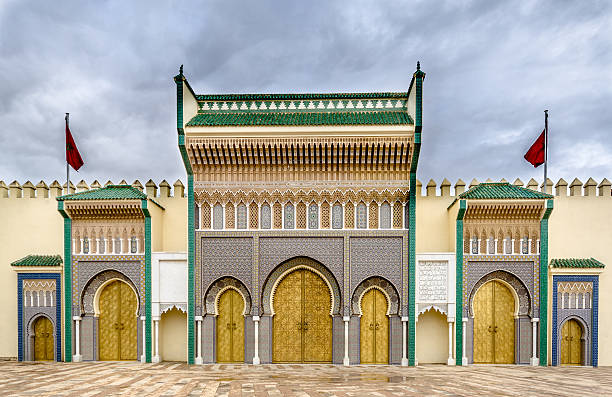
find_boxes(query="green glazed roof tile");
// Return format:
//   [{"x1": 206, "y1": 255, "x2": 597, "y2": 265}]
[
  {"x1": 550, "y1": 258, "x2": 605, "y2": 268},
  {"x1": 459, "y1": 182, "x2": 553, "y2": 200},
  {"x1": 11, "y1": 254, "x2": 62, "y2": 267},
  {"x1": 186, "y1": 111, "x2": 413, "y2": 127},
  {"x1": 57, "y1": 185, "x2": 147, "y2": 201},
  {"x1": 195, "y1": 92, "x2": 407, "y2": 101}
]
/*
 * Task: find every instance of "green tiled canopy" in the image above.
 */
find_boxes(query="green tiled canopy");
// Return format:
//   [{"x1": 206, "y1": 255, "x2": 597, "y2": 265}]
[
  {"x1": 550, "y1": 258, "x2": 605, "y2": 268},
  {"x1": 57, "y1": 185, "x2": 147, "y2": 201},
  {"x1": 11, "y1": 254, "x2": 62, "y2": 267},
  {"x1": 459, "y1": 182, "x2": 553, "y2": 200},
  {"x1": 186, "y1": 111, "x2": 412, "y2": 127}
]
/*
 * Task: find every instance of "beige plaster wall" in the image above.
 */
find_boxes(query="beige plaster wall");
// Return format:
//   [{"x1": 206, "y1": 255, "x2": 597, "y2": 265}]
[
  {"x1": 0, "y1": 194, "x2": 63, "y2": 358},
  {"x1": 160, "y1": 308, "x2": 187, "y2": 362},
  {"x1": 155, "y1": 195, "x2": 187, "y2": 252},
  {"x1": 415, "y1": 195, "x2": 454, "y2": 252},
  {"x1": 416, "y1": 309, "x2": 449, "y2": 363}
]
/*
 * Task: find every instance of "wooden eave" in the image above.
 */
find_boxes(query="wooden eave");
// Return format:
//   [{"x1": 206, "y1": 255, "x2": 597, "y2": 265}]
[
  {"x1": 63, "y1": 199, "x2": 145, "y2": 220},
  {"x1": 464, "y1": 200, "x2": 546, "y2": 221},
  {"x1": 184, "y1": 136, "x2": 413, "y2": 170}
]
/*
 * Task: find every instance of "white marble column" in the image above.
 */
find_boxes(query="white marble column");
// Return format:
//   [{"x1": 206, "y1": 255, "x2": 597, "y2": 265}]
[
  {"x1": 195, "y1": 316, "x2": 203, "y2": 364},
  {"x1": 462, "y1": 317, "x2": 468, "y2": 365},
  {"x1": 140, "y1": 316, "x2": 146, "y2": 363},
  {"x1": 253, "y1": 316, "x2": 260, "y2": 365},
  {"x1": 414, "y1": 315, "x2": 419, "y2": 366},
  {"x1": 343, "y1": 316, "x2": 350, "y2": 366},
  {"x1": 73, "y1": 316, "x2": 82, "y2": 362},
  {"x1": 447, "y1": 319, "x2": 455, "y2": 365},
  {"x1": 531, "y1": 318, "x2": 539, "y2": 366},
  {"x1": 401, "y1": 316, "x2": 408, "y2": 366},
  {"x1": 152, "y1": 316, "x2": 160, "y2": 363}
]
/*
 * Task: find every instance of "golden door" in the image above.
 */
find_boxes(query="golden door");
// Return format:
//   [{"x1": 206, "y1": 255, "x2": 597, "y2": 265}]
[
  {"x1": 99, "y1": 280, "x2": 137, "y2": 360},
  {"x1": 216, "y1": 289, "x2": 245, "y2": 363},
  {"x1": 33, "y1": 316, "x2": 54, "y2": 361},
  {"x1": 273, "y1": 269, "x2": 332, "y2": 363},
  {"x1": 360, "y1": 289, "x2": 389, "y2": 364},
  {"x1": 473, "y1": 280, "x2": 515, "y2": 364},
  {"x1": 561, "y1": 319, "x2": 582, "y2": 365}
]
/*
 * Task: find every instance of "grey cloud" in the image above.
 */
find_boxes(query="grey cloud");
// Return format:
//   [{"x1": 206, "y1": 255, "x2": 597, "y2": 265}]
[{"x1": 0, "y1": 0, "x2": 610, "y2": 187}]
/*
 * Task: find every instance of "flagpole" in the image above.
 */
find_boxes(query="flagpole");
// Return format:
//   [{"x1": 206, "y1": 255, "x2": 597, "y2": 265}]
[
  {"x1": 543, "y1": 110, "x2": 548, "y2": 193},
  {"x1": 66, "y1": 113, "x2": 70, "y2": 195}
]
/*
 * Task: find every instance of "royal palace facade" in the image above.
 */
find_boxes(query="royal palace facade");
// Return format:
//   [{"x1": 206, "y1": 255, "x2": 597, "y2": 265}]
[{"x1": 2, "y1": 64, "x2": 610, "y2": 367}]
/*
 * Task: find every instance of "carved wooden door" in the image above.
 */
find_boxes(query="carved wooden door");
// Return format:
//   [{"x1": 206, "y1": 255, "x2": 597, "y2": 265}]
[
  {"x1": 34, "y1": 316, "x2": 54, "y2": 361},
  {"x1": 99, "y1": 280, "x2": 137, "y2": 360},
  {"x1": 473, "y1": 280, "x2": 515, "y2": 364},
  {"x1": 360, "y1": 289, "x2": 389, "y2": 364},
  {"x1": 216, "y1": 288, "x2": 245, "y2": 363},
  {"x1": 302, "y1": 269, "x2": 333, "y2": 362},
  {"x1": 273, "y1": 269, "x2": 332, "y2": 363},
  {"x1": 561, "y1": 319, "x2": 582, "y2": 365}
]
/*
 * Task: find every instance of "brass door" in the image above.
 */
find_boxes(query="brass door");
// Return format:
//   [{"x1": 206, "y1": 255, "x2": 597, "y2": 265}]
[
  {"x1": 473, "y1": 280, "x2": 515, "y2": 364},
  {"x1": 561, "y1": 319, "x2": 582, "y2": 365},
  {"x1": 99, "y1": 280, "x2": 137, "y2": 360},
  {"x1": 216, "y1": 289, "x2": 245, "y2": 363},
  {"x1": 360, "y1": 289, "x2": 389, "y2": 364},
  {"x1": 273, "y1": 269, "x2": 332, "y2": 363},
  {"x1": 33, "y1": 316, "x2": 54, "y2": 361}
]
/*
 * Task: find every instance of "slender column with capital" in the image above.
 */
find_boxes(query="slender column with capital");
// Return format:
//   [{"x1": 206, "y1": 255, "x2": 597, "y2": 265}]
[
  {"x1": 401, "y1": 316, "x2": 408, "y2": 366},
  {"x1": 462, "y1": 317, "x2": 468, "y2": 365},
  {"x1": 253, "y1": 316, "x2": 260, "y2": 364},
  {"x1": 343, "y1": 316, "x2": 350, "y2": 366},
  {"x1": 140, "y1": 316, "x2": 146, "y2": 363},
  {"x1": 531, "y1": 318, "x2": 539, "y2": 366},
  {"x1": 73, "y1": 316, "x2": 82, "y2": 362},
  {"x1": 152, "y1": 317, "x2": 160, "y2": 363},
  {"x1": 447, "y1": 320, "x2": 455, "y2": 365},
  {"x1": 195, "y1": 316, "x2": 203, "y2": 364}
]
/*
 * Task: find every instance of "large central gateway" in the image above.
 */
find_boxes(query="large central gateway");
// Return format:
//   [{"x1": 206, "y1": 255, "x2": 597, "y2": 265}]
[{"x1": 176, "y1": 65, "x2": 424, "y2": 364}]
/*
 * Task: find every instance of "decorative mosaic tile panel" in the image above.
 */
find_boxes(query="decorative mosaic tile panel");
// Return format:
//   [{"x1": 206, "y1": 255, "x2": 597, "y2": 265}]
[
  {"x1": 200, "y1": 237, "x2": 253, "y2": 299},
  {"x1": 349, "y1": 237, "x2": 402, "y2": 300}
]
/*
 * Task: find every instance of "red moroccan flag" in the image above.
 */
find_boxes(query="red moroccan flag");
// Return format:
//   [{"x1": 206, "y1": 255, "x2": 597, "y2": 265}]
[
  {"x1": 66, "y1": 123, "x2": 84, "y2": 171},
  {"x1": 524, "y1": 130, "x2": 545, "y2": 168}
]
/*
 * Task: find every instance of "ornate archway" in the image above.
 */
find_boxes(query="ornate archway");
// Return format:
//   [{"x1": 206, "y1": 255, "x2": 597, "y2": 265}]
[
  {"x1": 28, "y1": 314, "x2": 54, "y2": 361},
  {"x1": 204, "y1": 277, "x2": 251, "y2": 316},
  {"x1": 261, "y1": 257, "x2": 341, "y2": 316},
  {"x1": 468, "y1": 270, "x2": 531, "y2": 318},
  {"x1": 559, "y1": 316, "x2": 589, "y2": 366},
  {"x1": 351, "y1": 276, "x2": 399, "y2": 316},
  {"x1": 81, "y1": 270, "x2": 140, "y2": 317}
]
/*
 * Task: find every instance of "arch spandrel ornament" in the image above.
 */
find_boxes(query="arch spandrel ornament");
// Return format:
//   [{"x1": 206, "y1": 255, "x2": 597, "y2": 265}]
[
  {"x1": 204, "y1": 277, "x2": 252, "y2": 316},
  {"x1": 262, "y1": 257, "x2": 341, "y2": 316},
  {"x1": 468, "y1": 270, "x2": 531, "y2": 317},
  {"x1": 81, "y1": 270, "x2": 140, "y2": 316},
  {"x1": 352, "y1": 276, "x2": 400, "y2": 316}
]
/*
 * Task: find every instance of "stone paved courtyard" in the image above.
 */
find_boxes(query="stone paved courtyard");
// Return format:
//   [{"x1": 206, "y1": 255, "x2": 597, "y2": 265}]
[{"x1": 0, "y1": 361, "x2": 610, "y2": 396}]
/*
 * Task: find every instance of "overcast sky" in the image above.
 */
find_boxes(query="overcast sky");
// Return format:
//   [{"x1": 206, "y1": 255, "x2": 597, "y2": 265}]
[{"x1": 1, "y1": 1, "x2": 611, "y2": 190}]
